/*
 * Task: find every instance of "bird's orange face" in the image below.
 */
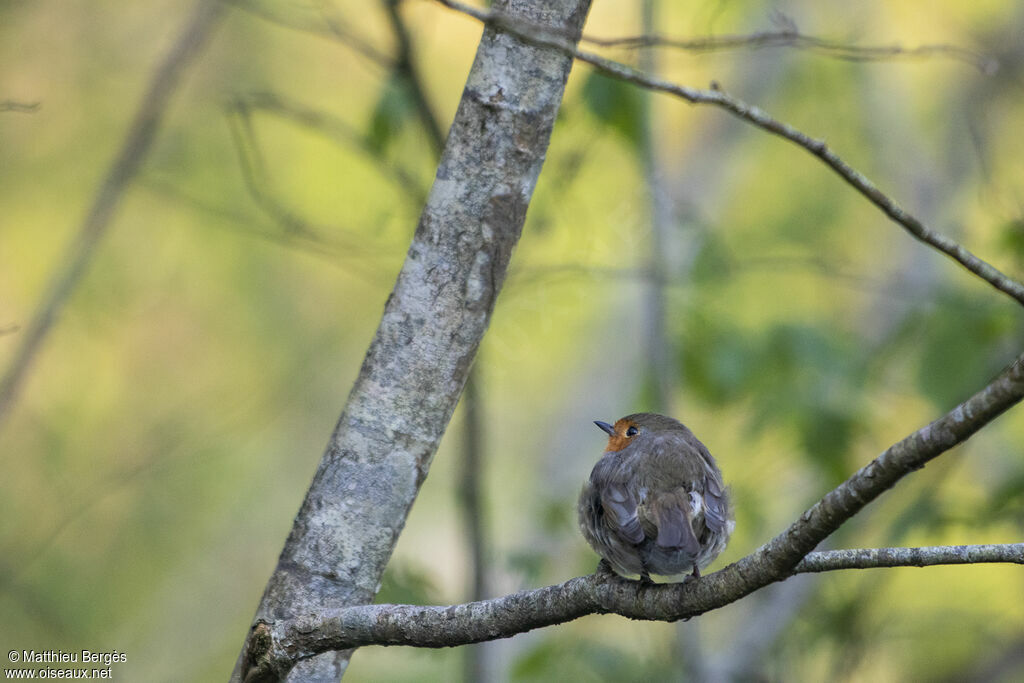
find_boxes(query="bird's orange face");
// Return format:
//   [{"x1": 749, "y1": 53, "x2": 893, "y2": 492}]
[{"x1": 596, "y1": 417, "x2": 641, "y2": 452}]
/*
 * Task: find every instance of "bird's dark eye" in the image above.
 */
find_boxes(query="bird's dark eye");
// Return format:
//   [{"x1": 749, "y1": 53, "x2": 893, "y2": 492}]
[{"x1": 626, "y1": 426, "x2": 638, "y2": 437}]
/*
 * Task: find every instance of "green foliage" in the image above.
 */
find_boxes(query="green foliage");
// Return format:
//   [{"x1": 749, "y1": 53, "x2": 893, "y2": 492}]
[
  {"x1": 997, "y1": 218, "x2": 1024, "y2": 269},
  {"x1": 682, "y1": 314, "x2": 865, "y2": 483},
  {"x1": 689, "y1": 232, "x2": 734, "y2": 287},
  {"x1": 986, "y1": 468, "x2": 1024, "y2": 522},
  {"x1": 906, "y1": 291, "x2": 1020, "y2": 409},
  {"x1": 581, "y1": 71, "x2": 645, "y2": 149},
  {"x1": 368, "y1": 74, "x2": 417, "y2": 154}
]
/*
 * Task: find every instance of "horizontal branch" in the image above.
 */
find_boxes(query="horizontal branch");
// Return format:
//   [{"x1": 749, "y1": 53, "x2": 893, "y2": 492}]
[
  {"x1": 796, "y1": 542, "x2": 1024, "y2": 572},
  {"x1": 242, "y1": 353, "x2": 1024, "y2": 681},
  {"x1": 436, "y1": 0, "x2": 1024, "y2": 308},
  {"x1": 243, "y1": 543, "x2": 1024, "y2": 680}
]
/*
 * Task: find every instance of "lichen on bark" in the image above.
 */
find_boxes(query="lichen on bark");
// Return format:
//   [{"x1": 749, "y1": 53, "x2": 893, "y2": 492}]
[{"x1": 236, "y1": 1, "x2": 594, "y2": 680}]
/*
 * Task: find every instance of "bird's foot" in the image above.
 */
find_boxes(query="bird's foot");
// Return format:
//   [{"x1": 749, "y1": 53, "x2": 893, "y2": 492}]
[{"x1": 595, "y1": 558, "x2": 616, "y2": 579}]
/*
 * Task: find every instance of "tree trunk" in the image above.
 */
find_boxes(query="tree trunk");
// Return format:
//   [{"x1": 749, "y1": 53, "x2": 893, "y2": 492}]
[{"x1": 235, "y1": 0, "x2": 593, "y2": 680}]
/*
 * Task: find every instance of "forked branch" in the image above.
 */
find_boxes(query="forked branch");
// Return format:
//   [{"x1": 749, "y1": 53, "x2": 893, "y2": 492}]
[{"x1": 242, "y1": 354, "x2": 1024, "y2": 681}]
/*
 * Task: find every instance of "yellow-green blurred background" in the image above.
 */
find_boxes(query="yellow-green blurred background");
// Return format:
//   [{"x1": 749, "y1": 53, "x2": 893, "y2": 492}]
[{"x1": 3, "y1": 0, "x2": 1024, "y2": 680}]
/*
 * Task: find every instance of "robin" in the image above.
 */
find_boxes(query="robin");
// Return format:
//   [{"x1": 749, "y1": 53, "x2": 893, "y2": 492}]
[{"x1": 578, "y1": 413, "x2": 734, "y2": 582}]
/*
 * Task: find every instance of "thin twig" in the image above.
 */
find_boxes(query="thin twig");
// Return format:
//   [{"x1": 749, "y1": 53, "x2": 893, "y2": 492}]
[
  {"x1": 228, "y1": 91, "x2": 428, "y2": 204},
  {"x1": 227, "y1": 0, "x2": 394, "y2": 68},
  {"x1": 315, "y1": 0, "x2": 397, "y2": 68},
  {"x1": 0, "y1": 0, "x2": 225, "y2": 432},
  {"x1": 0, "y1": 101, "x2": 41, "y2": 113},
  {"x1": 222, "y1": 100, "x2": 417, "y2": 257},
  {"x1": 383, "y1": 0, "x2": 447, "y2": 156},
  {"x1": 795, "y1": 543, "x2": 1024, "y2": 572},
  {"x1": 507, "y1": 258, "x2": 920, "y2": 300},
  {"x1": 140, "y1": 177, "x2": 398, "y2": 287},
  {"x1": 582, "y1": 30, "x2": 996, "y2": 73},
  {"x1": 435, "y1": 0, "x2": 1024, "y2": 308}
]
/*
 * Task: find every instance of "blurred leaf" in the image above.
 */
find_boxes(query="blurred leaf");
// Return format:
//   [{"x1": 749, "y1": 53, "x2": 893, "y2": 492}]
[
  {"x1": 538, "y1": 498, "x2": 573, "y2": 533},
  {"x1": 681, "y1": 314, "x2": 756, "y2": 405},
  {"x1": 912, "y1": 292, "x2": 1018, "y2": 409},
  {"x1": 997, "y1": 218, "x2": 1024, "y2": 268},
  {"x1": 796, "y1": 404, "x2": 859, "y2": 484},
  {"x1": 986, "y1": 468, "x2": 1024, "y2": 521},
  {"x1": 761, "y1": 324, "x2": 838, "y2": 377},
  {"x1": 888, "y1": 489, "x2": 946, "y2": 539},
  {"x1": 690, "y1": 232, "x2": 734, "y2": 285},
  {"x1": 817, "y1": 591, "x2": 870, "y2": 674},
  {"x1": 512, "y1": 635, "x2": 673, "y2": 682},
  {"x1": 368, "y1": 74, "x2": 416, "y2": 154},
  {"x1": 580, "y1": 71, "x2": 644, "y2": 148},
  {"x1": 684, "y1": 317, "x2": 865, "y2": 478},
  {"x1": 756, "y1": 325, "x2": 863, "y2": 477}
]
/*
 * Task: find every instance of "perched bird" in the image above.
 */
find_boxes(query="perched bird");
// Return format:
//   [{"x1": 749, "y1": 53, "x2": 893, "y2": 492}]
[{"x1": 578, "y1": 413, "x2": 734, "y2": 582}]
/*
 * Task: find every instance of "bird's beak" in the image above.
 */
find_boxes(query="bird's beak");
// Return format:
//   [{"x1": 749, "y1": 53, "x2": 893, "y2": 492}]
[{"x1": 594, "y1": 420, "x2": 616, "y2": 436}]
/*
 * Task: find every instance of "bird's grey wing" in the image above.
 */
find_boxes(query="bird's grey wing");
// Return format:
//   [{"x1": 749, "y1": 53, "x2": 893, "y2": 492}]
[
  {"x1": 641, "y1": 490, "x2": 701, "y2": 554},
  {"x1": 637, "y1": 433, "x2": 724, "y2": 550},
  {"x1": 691, "y1": 444, "x2": 731, "y2": 535},
  {"x1": 701, "y1": 473, "x2": 730, "y2": 534},
  {"x1": 599, "y1": 481, "x2": 644, "y2": 544}
]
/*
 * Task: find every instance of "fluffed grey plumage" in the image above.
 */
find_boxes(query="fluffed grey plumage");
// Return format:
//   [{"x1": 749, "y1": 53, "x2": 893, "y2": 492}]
[{"x1": 578, "y1": 413, "x2": 734, "y2": 581}]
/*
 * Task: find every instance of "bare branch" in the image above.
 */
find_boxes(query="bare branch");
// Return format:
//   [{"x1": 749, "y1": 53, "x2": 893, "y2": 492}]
[
  {"x1": 374, "y1": 6, "x2": 496, "y2": 678},
  {"x1": 234, "y1": 0, "x2": 594, "y2": 678},
  {"x1": 436, "y1": 0, "x2": 1024, "y2": 308},
  {"x1": 795, "y1": 543, "x2": 1024, "y2": 572},
  {"x1": 0, "y1": 0, "x2": 225, "y2": 432},
  {"x1": 433, "y1": 0, "x2": 995, "y2": 72},
  {"x1": 242, "y1": 351, "x2": 1024, "y2": 679},
  {"x1": 243, "y1": 540, "x2": 1024, "y2": 679}
]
